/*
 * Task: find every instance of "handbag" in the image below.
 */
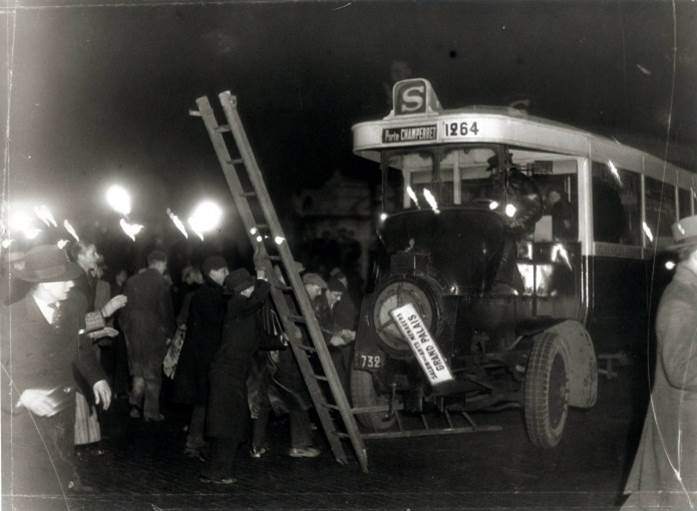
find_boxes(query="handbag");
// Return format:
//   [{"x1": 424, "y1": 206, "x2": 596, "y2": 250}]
[{"x1": 257, "y1": 301, "x2": 288, "y2": 351}]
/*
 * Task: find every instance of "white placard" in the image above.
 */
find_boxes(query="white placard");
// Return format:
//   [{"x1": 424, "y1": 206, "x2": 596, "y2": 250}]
[{"x1": 389, "y1": 303, "x2": 454, "y2": 385}]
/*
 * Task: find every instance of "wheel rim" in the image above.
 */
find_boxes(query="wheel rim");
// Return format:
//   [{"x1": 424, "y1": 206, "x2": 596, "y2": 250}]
[{"x1": 548, "y1": 353, "x2": 567, "y2": 429}]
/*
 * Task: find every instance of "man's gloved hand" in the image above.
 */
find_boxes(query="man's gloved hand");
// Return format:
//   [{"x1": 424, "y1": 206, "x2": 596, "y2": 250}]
[
  {"x1": 101, "y1": 294, "x2": 127, "y2": 318},
  {"x1": 92, "y1": 380, "x2": 112, "y2": 411},
  {"x1": 329, "y1": 335, "x2": 346, "y2": 347}
]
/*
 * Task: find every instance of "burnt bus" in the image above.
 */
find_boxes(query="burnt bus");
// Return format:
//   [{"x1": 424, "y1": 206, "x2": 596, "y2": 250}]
[{"x1": 349, "y1": 78, "x2": 695, "y2": 447}]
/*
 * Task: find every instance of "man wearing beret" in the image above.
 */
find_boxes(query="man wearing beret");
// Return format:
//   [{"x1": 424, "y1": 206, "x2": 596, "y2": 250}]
[
  {"x1": 622, "y1": 215, "x2": 697, "y2": 510},
  {"x1": 120, "y1": 250, "x2": 175, "y2": 422},
  {"x1": 1, "y1": 245, "x2": 112, "y2": 499},
  {"x1": 182, "y1": 255, "x2": 228, "y2": 458}
]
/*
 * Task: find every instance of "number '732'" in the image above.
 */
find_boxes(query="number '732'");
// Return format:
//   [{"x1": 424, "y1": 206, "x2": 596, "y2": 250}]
[{"x1": 444, "y1": 121, "x2": 479, "y2": 137}]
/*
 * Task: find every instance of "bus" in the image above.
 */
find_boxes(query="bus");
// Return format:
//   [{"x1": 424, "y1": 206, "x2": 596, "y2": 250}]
[{"x1": 349, "y1": 77, "x2": 694, "y2": 448}]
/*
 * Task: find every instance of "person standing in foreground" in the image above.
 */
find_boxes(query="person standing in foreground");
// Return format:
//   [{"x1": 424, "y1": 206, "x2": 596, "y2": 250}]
[
  {"x1": 181, "y1": 256, "x2": 228, "y2": 458},
  {"x1": 120, "y1": 250, "x2": 175, "y2": 421},
  {"x1": 622, "y1": 215, "x2": 697, "y2": 510},
  {"x1": 1, "y1": 245, "x2": 112, "y2": 497},
  {"x1": 201, "y1": 268, "x2": 276, "y2": 484}
]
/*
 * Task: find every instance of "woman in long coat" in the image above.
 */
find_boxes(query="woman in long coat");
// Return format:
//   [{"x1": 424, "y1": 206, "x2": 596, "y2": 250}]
[
  {"x1": 201, "y1": 268, "x2": 274, "y2": 484},
  {"x1": 623, "y1": 218, "x2": 697, "y2": 510}
]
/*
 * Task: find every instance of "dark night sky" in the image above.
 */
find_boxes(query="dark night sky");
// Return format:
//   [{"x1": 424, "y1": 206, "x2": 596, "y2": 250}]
[{"x1": 2, "y1": 0, "x2": 696, "y2": 238}]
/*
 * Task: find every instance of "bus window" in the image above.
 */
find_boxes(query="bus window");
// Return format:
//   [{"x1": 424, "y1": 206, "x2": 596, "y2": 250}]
[
  {"x1": 645, "y1": 177, "x2": 676, "y2": 247},
  {"x1": 592, "y1": 163, "x2": 641, "y2": 245},
  {"x1": 679, "y1": 187, "x2": 691, "y2": 219},
  {"x1": 535, "y1": 173, "x2": 578, "y2": 241}
]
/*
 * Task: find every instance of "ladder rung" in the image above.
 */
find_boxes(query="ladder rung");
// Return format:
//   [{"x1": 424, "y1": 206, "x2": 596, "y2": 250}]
[
  {"x1": 268, "y1": 255, "x2": 282, "y2": 262},
  {"x1": 188, "y1": 108, "x2": 201, "y2": 117},
  {"x1": 275, "y1": 284, "x2": 293, "y2": 292},
  {"x1": 292, "y1": 343, "x2": 316, "y2": 353},
  {"x1": 227, "y1": 157, "x2": 243, "y2": 165},
  {"x1": 286, "y1": 314, "x2": 306, "y2": 323},
  {"x1": 241, "y1": 191, "x2": 257, "y2": 197},
  {"x1": 313, "y1": 374, "x2": 329, "y2": 382},
  {"x1": 323, "y1": 403, "x2": 340, "y2": 411},
  {"x1": 215, "y1": 124, "x2": 231, "y2": 133}
]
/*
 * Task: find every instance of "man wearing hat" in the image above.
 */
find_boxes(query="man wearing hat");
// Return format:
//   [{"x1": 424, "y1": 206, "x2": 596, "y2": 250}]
[
  {"x1": 1, "y1": 245, "x2": 112, "y2": 498},
  {"x1": 120, "y1": 250, "x2": 175, "y2": 421},
  {"x1": 622, "y1": 216, "x2": 697, "y2": 510},
  {"x1": 181, "y1": 255, "x2": 228, "y2": 458}
]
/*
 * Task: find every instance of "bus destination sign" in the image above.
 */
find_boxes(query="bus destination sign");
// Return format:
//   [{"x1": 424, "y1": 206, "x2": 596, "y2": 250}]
[{"x1": 382, "y1": 124, "x2": 437, "y2": 143}]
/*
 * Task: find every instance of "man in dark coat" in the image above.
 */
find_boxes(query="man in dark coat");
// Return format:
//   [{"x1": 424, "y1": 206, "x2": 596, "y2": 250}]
[
  {"x1": 622, "y1": 215, "x2": 697, "y2": 510},
  {"x1": 182, "y1": 255, "x2": 228, "y2": 457},
  {"x1": 120, "y1": 250, "x2": 175, "y2": 421},
  {"x1": 202, "y1": 268, "x2": 273, "y2": 484},
  {"x1": 1, "y1": 245, "x2": 112, "y2": 501}
]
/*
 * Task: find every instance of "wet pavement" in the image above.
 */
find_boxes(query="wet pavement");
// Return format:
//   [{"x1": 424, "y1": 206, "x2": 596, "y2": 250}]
[{"x1": 3, "y1": 365, "x2": 647, "y2": 511}]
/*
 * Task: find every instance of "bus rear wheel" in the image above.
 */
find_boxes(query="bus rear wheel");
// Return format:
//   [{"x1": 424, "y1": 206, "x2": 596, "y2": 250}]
[
  {"x1": 524, "y1": 331, "x2": 569, "y2": 448},
  {"x1": 350, "y1": 369, "x2": 397, "y2": 431}
]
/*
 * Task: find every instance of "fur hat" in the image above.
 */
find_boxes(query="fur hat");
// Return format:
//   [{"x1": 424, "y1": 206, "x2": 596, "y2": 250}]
[{"x1": 14, "y1": 245, "x2": 82, "y2": 283}]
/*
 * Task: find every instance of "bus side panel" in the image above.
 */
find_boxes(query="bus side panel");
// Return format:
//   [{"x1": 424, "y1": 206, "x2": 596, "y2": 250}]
[{"x1": 585, "y1": 254, "x2": 649, "y2": 355}]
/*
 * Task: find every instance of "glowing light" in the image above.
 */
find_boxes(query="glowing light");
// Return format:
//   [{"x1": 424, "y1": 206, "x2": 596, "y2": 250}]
[
  {"x1": 677, "y1": 223, "x2": 686, "y2": 236},
  {"x1": 63, "y1": 219, "x2": 80, "y2": 242},
  {"x1": 250, "y1": 227, "x2": 258, "y2": 235},
  {"x1": 642, "y1": 222, "x2": 654, "y2": 243},
  {"x1": 551, "y1": 243, "x2": 572, "y2": 270},
  {"x1": 274, "y1": 236, "x2": 285, "y2": 245},
  {"x1": 106, "y1": 185, "x2": 132, "y2": 216},
  {"x1": 1, "y1": 239, "x2": 13, "y2": 249},
  {"x1": 665, "y1": 260, "x2": 676, "y2": 271},
  {"x1": 422, "y1": 188, "x2": 440, "y2": 214},
  {"x1": 255, "y1": 235, "x2": 263, "y2": 243},
  {"x1": 188, "y1": 200, "x2": 222, "y2": 241},
  {"x1": 56, "y1": 239, "x2": 69, "y2": 249},
  {"x1": 119, "y1": 218, "x2": 144, "y2": 242},
  {"x1": 607, "y1": 160, "x2": 623, "y2": 186},
  {"x1": 34, "y1": 205, "x2": 57, "y2": 227},
  {"x1": 379, "y1": 212, "x2": 388, "y2": 222},
  {"x1": 166, "y1": 208, "x2": 189, "y2": 239},
  {"x1": 505, "y1": 203, "x2": 517, "y2": 218},
  {"x1": 9, "y1": 211, "x2": 32, "y2": 234},
  {"x1": 406, "y1": 186, "x2": 420, "y2": 208},
  {"x1": 489, "y1": 201, "x2": 499, "y2": 210},
  {"x1": 25, "y1": 228, "x2": 42, "y2": 240}
]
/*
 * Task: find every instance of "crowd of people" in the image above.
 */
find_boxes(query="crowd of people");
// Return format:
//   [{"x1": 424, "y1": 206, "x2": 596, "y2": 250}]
[{"x1": 1, "y1": 239, "x2": 360, "y2": 493}]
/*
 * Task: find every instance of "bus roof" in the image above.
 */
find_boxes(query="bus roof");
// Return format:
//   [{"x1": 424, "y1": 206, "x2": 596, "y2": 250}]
[{"x1": 352, "y1": 78, "x2": 693, "y2": 185}]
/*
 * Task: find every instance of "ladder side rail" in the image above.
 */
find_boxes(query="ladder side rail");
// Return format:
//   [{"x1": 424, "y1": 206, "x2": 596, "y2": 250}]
[{"x1": 217, "y1": 91, "x2": 368, "y2": 472}]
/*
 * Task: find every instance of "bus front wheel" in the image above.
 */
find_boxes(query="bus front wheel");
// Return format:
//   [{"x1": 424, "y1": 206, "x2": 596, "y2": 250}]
[{"x1": 524, "y1": 331, "x2": 570, "y2": 448}]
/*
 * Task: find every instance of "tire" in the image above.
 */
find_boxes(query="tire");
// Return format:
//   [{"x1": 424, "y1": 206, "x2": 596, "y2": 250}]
[
  {"x1": 524, "y1": 332, "x2": 569, "y2": 448},
  {"x1": 350, "y1": 369, "x2": 397, "y2": 431}
]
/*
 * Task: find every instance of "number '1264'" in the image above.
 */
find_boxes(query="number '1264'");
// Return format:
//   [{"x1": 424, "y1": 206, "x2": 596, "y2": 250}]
[{"x1": 444, "y1": 121, "x2": 479, "y2": 137}]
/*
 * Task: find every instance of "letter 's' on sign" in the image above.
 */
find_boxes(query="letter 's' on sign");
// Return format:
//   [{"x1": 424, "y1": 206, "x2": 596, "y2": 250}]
[{"x1": 392, "y1": 78, "x2": 442, "y2": 117}]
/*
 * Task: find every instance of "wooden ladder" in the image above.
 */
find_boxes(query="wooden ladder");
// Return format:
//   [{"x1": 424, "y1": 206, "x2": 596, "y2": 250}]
[{"x1": 191, "y1": 91, "x2": 369, "y2": 473}]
